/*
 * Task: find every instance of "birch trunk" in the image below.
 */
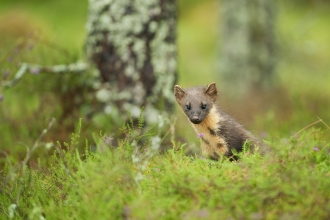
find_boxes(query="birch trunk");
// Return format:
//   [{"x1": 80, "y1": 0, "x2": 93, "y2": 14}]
[{"x1": 86, "y1": 0, "x2": 177, "y2": 123}]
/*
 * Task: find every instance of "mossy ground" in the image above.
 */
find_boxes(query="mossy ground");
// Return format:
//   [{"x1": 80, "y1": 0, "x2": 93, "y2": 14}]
[{"x1": 1, "y1": 124, "x2": 329, "y2": 219}]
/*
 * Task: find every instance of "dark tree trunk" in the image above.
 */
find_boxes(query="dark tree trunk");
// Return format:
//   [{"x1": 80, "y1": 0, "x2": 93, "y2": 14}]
[
  {"x1": 86, "y1": 0, "x2": 177, "y2": 123},
  {"x1": 220, "y1": 0, "x2": 276, "y2": 95}
]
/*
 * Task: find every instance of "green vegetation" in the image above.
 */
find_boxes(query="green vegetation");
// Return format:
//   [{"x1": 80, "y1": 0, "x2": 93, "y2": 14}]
[
  {"x1": 1, "y1": 120, "x2": 330, "y2": 219},
  {"x1": 1, "y1": 0, "x2": 330, "y2": 219}
]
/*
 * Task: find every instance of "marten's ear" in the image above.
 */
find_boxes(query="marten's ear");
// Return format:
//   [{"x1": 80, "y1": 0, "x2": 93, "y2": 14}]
[
  {"x1": 174, "y1": 85, "x2": 186, "y2": 101},
  {"x1": 205, "y1": 82, "x2": 218, "y2": 101}
]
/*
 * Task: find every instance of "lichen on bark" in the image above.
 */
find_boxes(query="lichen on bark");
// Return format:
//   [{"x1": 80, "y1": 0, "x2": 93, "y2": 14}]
[{"x1": 86, "y1": 0, "x2": 177, "y2": 123}]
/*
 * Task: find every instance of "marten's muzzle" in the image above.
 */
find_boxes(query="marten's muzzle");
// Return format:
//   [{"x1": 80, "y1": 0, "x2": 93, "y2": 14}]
[{"x1": 190, "y1": 115, "x2": 202, "y2": 124}]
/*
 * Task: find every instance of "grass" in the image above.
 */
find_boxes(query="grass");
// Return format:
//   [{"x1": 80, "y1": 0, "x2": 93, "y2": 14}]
[{"x1": 1, "y1": 120, "x2": 330, "y2": 219}]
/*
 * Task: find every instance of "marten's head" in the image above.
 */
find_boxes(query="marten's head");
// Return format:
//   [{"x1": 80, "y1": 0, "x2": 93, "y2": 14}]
[{"x1": 174, "y1": 82, "x2": 218, "y2": 124}]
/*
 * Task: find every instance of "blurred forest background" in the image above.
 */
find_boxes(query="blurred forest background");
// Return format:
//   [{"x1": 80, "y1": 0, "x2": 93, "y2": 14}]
[{"x1": 1, "y1": 0, "x2": 330, "y2": 167}]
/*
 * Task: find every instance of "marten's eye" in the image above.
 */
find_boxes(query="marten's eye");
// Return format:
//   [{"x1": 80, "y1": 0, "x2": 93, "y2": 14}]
[
  {"x1": 201, "y1": 103, "x2": 207, "y2": 109},
  {"x1": 186, "y1": 104, "x2": 191, "y2": 110}
]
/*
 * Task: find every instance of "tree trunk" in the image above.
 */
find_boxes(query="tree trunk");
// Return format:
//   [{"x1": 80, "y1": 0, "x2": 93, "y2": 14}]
[
  {"x1": 219, "y1": 0, "x2": 276, "y2": 95},
  {"x1": 86, "y1": 0, "x2": 177, "y2": 123}
]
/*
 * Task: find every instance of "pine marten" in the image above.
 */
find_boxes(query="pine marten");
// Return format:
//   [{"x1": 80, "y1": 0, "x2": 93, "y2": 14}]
[{"x1": 174, "y1": 82, "x2": 263, "y2": 160}]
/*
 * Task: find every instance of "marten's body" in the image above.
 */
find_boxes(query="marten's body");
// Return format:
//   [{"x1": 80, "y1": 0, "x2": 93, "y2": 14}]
[{"x1": 174, "y1": 82, "x2": 262, "y2": 160}]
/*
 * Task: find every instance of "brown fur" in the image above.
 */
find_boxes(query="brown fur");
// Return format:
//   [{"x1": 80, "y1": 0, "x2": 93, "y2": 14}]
[{"x1": 174, "y1": 82, "x2": 263, "y2": 160}]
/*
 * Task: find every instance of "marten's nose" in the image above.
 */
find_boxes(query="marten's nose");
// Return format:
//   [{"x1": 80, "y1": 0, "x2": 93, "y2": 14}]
[{"x1": 191, "y1": 115, "x2": 201, "y2": 124}]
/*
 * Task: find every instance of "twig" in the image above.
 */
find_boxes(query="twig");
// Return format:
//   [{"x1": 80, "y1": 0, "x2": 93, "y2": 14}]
[
  {"x1": 317, "y1": 116, "x2": 330, "y2": 130},
  {"x1": 2, "y1": 61, "x2": 89, "y2": 88},
  {"x1": 22, "y1": 118, "x2": 56, "y2": 166},
  {"x1": 292, "y1": 117, "x2": 329, "y2": 138}
]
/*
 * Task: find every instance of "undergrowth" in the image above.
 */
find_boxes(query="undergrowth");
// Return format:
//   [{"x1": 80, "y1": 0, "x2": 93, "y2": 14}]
[{"x1": 0, "y1": 118, "x2": 330, "y2": 220}]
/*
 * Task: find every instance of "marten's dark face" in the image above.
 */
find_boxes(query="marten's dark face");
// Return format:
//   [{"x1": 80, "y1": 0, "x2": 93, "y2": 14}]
[
  {"x1": 180, "y1": 94, "x2": 214, "y2": 124},
  {"x1": 174, "y1": 83, "x2": 218, "y2": 124}
]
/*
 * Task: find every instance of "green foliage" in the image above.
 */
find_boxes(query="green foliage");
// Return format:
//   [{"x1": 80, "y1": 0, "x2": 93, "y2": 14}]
[{"x1": 1, "y1": 120, "x2": 330, "y2": 219}]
